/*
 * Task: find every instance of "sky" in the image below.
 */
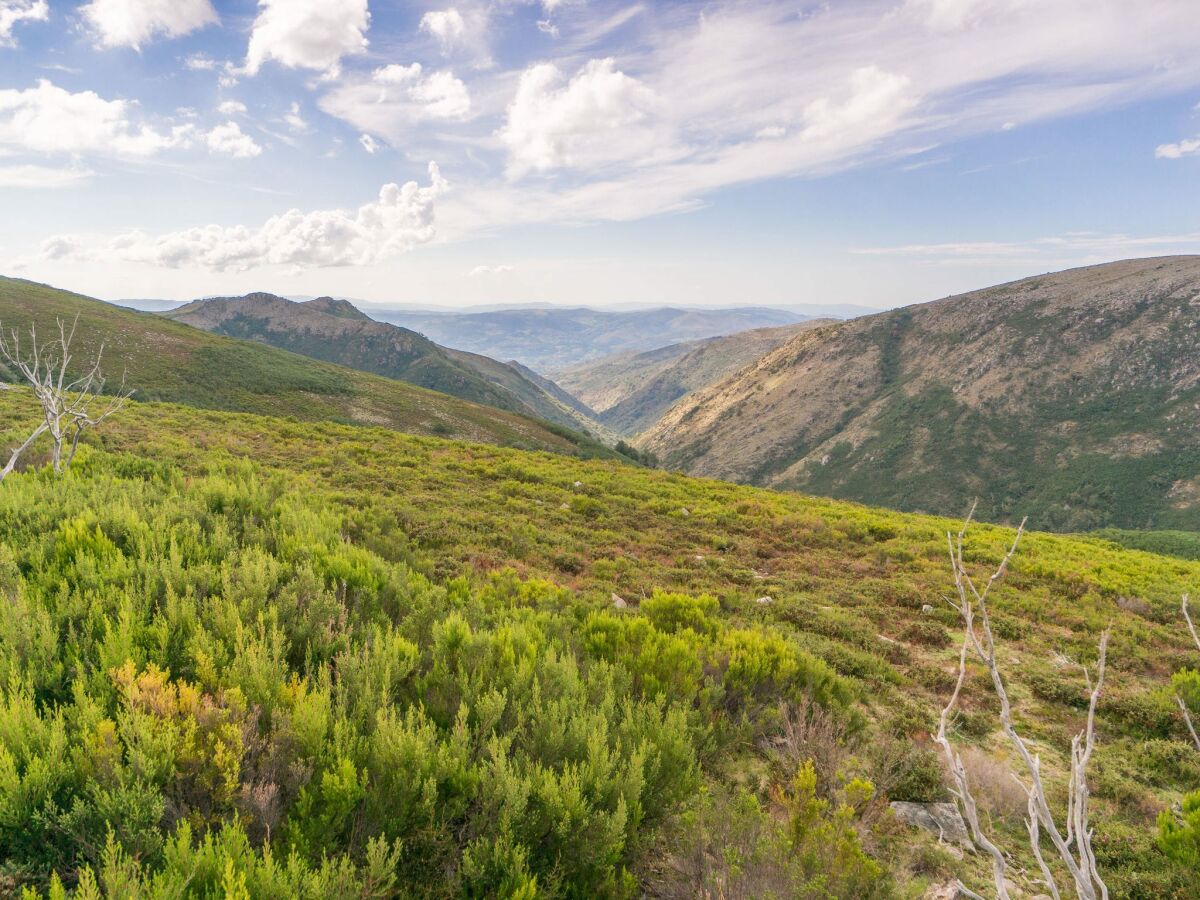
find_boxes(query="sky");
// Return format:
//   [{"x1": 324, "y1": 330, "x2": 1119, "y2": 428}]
[{"x1": 0, "y1": 0, "x2": 1199, "y2": 310}]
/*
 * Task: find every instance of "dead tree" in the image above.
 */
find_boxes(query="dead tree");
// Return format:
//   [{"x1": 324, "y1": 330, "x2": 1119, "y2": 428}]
[
  {"x1": 1178, "y1": 595, "x2": 1200, "y2": 751},
  {"x1": 0, "y1": 316, "x2": 131, "y2": 483},
  {"x1": 936, "y1": 503, "x2": 1110, "y2": 900}
]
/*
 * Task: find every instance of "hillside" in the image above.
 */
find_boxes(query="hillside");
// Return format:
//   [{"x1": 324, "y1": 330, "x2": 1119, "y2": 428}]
[
  {"x1": 640, "y1": 257, "x2": 1200, "y2": 532},
  {"x1": 0, "y1": 277, "x2": 613, "y2": 458},
  {"x1": 2, "y1": 389, "x2": 1198, "y2": 897},
  {"x1": 556, "y1": 321, "x2": 833, "y2": 435},
  {"x1": 370, "y1": 305, "x2": 805, "y2": 371},
  {"x1": 167, "y1": 293, "x2": 607, "y2": 438}
]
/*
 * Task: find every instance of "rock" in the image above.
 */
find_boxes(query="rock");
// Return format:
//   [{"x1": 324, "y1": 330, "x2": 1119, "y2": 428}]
[
  {"x1": 679, "y1": 507, "x2": 689, "y2": 516},
  {"x1": 889, "y1": 801, "x2": 972, "y2": 848},
  {"x1": 756, "y1": 596, "x2": 773, "y2": 605},
  {"x1": 573, "y1": 481, "x2": 583, "y2": 488},
  {"x1": 922, "y1": 603, "x2": 935, "y2": 613},
  {"x1": 611, "y1": 593, "x2": 628, "y2": 609},
  {"x1": 693, "y1": 554, "x2": 705, "y2": 562},
  {"x1": 924, "y1": 881, "x2": 966, "y2": 900},
  {"x1": 878, "y1": 634, "x2": 898, "y2": 644}
]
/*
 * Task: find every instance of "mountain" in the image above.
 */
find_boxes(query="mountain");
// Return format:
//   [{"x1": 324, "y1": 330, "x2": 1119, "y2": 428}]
[
  {"x1": 166, "y1": 292, "x2": 607, "y2": 437},
  {"x1": 366, "y1": 305, "x2": 806, "y2": 371},
  {"x1": 0, "y1": 276, "x2": 615, "y2": 458},
  {"x1": 555, "y1": 321, "x2": 834, "y2": 436},
  {"x1": 2, "y1": 385, "x2": 1196, "y2": 896},
  {"x1": 639, "y1": 257, "x2": 1200, "y2": 531}
]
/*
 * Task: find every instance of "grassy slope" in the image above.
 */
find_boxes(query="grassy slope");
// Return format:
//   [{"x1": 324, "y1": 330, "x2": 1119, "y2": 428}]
[
  {"x1": 3, "y1": 389, "x2": 1198, "y2": 896},
  {"x1": 0, "y1": 277, "x2": 617, "y2": 459}
]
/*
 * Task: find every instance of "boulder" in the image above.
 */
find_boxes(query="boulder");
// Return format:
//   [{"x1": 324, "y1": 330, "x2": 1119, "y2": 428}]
[
  {"x1": 611, "y1": 593, "x2": 628, "y2": 609},
  {"x1": 889, "y1": 801, "x2": 971, "y2": 847}
]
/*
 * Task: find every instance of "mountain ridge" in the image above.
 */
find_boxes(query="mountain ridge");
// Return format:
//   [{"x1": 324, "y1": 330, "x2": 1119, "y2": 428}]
[
  {"x1": 0, "y1": 276, "x2": 615, "y2": 458},
  {"x1": 167, "y1": 292, "x2": 609, "y2": 438},
  {"x1": 638, "y1": 256, "x2": 1200, "y2": 530}
]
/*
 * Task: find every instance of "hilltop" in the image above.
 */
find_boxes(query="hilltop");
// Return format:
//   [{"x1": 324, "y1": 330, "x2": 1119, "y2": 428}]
[
  {"x1": 1, "y1": 388, "x2": 1197, "y2": 896},
  {"x1": 167, "y1": 293, "x2": 608, "y2": 437},
  {"x1": 556, "y1": 321, "x2": 833, "y2": 436},
  {"x1": 371, "y1": 305, "x2": 806, "y2": 371},
  {"x1": 639, "y1": 257, "x2": 1200, "y2": 531},
  {"x1": 0, "y1": 277, "x2": 616, "y2": 459}
]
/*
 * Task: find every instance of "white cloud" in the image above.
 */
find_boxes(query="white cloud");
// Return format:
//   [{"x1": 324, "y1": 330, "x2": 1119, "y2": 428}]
[
  {"x1": 468, "y1": 263, "x2": 514, "y2": 276},
  {"x1": 245, "y1": 0, "x2": 369, "y2": 76},
  {"x1": 82, "y1": 0, "x2": 217, "y2": 49},
  {"x1": 0, "y1": 164, "x2": 94, "y2": 188},
  {"x1": 0, "y1": 80, "x2": 186, "y2": 157},
  {"x1": 49, "y1": 163, "x2": 447, "y2": 272},
  {"x1": 185, "y1": 53, "x2": 217, "y2": 71},
  {"x1": 283, "y1": 101, "x2": 308, "y2": 132},
  {"x1": 1155, "y1": 136, "x2": 1200, "y2": 159},
  {"x1": 420, "y1": 8, "x2": 465, "y2": 50},
  {"x1": 218, "y1": 100, "x2": 247, "y2": 115},
  {"x1": 499, "y1": 58, "x2": 661, "y2": 178},
  {"x1": 537, "y1": 20, "x2": 559, "y2": 38},
  {"x1": 0, "y1": 0, "x2": 46, "y2": 47},
  {"x1": 319, "y1": 63, "x2": 471, "y2": 144},
  {"x1": 359, "y1": 133, "x2": 379, "y2": 154},
  {"x1": 205, "y1": 121, "x2": 262, "y2": 158}
]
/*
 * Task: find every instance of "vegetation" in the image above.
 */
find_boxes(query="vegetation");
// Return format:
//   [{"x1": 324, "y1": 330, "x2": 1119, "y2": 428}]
[{"x1": 1, "y1": 387, "x2": 1198, "y2": 896}]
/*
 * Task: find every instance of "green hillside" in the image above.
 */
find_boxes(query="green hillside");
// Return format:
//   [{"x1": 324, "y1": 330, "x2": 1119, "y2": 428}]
[
  {"x1": 1, "y1": 388, "x2": 1198, "y2": 897},
  {"x1": 0, "y1": 277, "x2": 616, "y2": 459}
]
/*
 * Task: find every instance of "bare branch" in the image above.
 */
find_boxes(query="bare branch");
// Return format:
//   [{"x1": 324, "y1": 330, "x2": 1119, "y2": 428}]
[
  {"x1": 940, "y1": 510, "x2": 1110, "y2": 900},
  {"x1": 1182, "y1": 595, "x2": 1199, "y2": 655},
  {"x1": 0, "y1": 317, "x2": 131, "y2": 481}
]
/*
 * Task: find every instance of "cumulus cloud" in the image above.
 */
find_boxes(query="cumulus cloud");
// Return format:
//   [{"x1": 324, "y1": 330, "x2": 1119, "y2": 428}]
[
  {"x1": 205, "y1": 121, "x2": 262, "y2": 158},
  {"x1": 499, "y1": 58, "x2": 660, "y2": 178},
  {"x1": 245, "y1": 0, "x2": 369, "y2": 76},
  {"x1": 0, "y1": 80, "x2": 187, "y2": 157},
  {"x1": 0, "y1": 164, "x2": 94, "y2": 188},
  {"x1": 319, "y1": 63, "x2": 471, "y2": 145},
  {"x1": 0, "y1": 0, "x2": 46, "y2": 47},
  {"x1": 49, "y1": 163, "x2": 447, "y2": 272},
  {"x1": 1155, "y1": 136, "x2": 1200, "y2": 159},
  {"x1": 420, "y1": 8, "x2": 465, "y2": 51},
  {"x1": 218, "y1": 100, "x2": 247, "y2": 115},
  {"x1": 81, "y1": 0, "x2": 217, "y2": 49},
  {"x1": 359, "y1": 133, "x2": 379, "y2": 154}
]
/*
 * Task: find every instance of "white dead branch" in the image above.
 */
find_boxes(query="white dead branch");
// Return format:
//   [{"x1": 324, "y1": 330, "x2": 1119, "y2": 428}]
[
  {"x1": 0, "y1": 315, "x2": 132, "y2": 483},
  {"x1": 1178, "y1": 595, "x2": 1200, "y2": 751},
  {"x1": 936, "y1": 502, "x2": 1110, "y2": 900}
]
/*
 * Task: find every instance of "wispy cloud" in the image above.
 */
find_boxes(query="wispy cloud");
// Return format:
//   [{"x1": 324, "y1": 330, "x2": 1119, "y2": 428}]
[{"x1": 853, "y1": 231, "x2": 1200, "y2": 266}]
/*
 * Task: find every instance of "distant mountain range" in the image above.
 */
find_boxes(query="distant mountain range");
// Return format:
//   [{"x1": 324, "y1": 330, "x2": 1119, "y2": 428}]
[
  {"x1": 555, "y1": 321, "x2": 834, "y2": 436},
  {"x1": 364, "y1": 306, "x2": 809, "y2": 371},
  {"x1": 636, "y1": 256, "x2": 1200, "y2": 531}
]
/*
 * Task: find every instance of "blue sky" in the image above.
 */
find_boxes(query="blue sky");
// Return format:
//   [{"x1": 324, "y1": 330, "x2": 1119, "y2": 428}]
[{"x1": 1, "y1": 0, "x2": 1199, "y2": 309}]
